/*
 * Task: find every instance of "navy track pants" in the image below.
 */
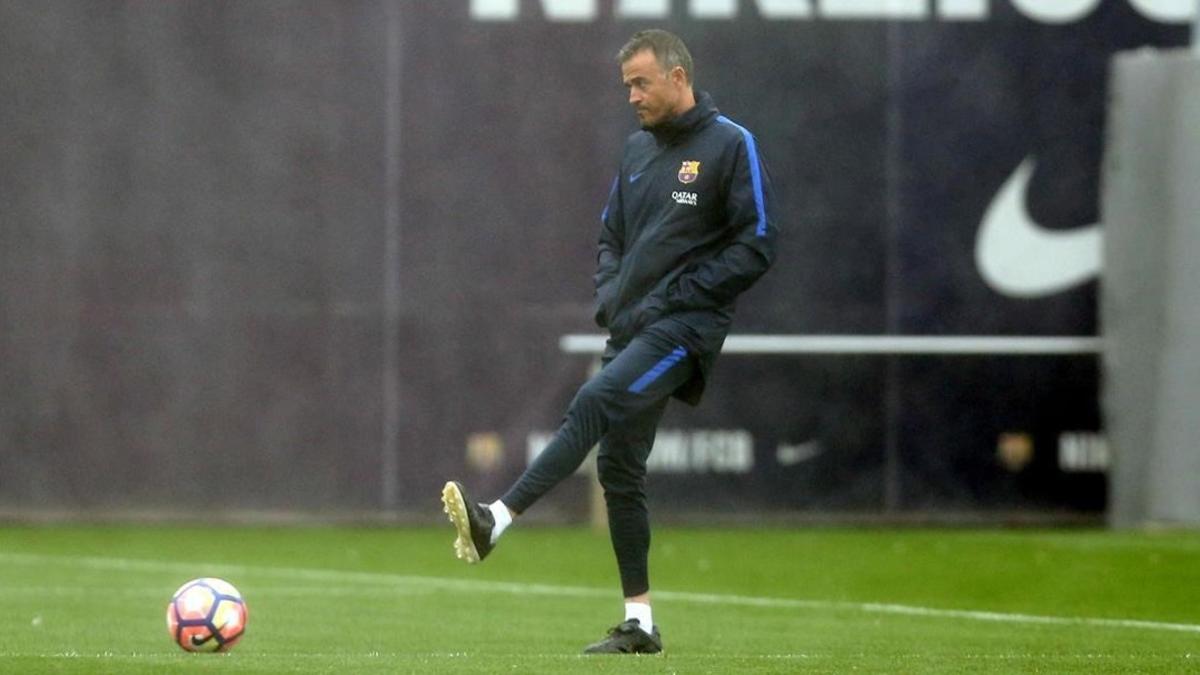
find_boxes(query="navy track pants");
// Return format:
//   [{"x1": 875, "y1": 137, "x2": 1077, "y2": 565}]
[{"x1": 501, "y1": 330, "x2": 696, "y2": 597}]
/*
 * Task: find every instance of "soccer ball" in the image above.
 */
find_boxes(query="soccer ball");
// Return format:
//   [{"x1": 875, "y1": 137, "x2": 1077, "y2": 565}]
[{"x1": 166, "y1": 577, "x2": 248, "y2": 652}]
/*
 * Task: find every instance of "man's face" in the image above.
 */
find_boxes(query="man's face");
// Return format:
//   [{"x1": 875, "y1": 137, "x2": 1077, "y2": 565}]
[{"x1": 621, "y1": 49, "x2": 686, "y2": 129}]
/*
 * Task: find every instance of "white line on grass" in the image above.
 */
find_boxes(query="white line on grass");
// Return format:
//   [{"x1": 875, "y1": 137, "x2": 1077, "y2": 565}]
[{"x1": 3, "y1": 552, "x2": 1199, "y2": 635}]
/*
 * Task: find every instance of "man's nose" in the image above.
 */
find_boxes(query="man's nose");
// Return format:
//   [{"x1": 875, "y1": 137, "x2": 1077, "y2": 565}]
[{"x1": 628, "y1": 90, "x2": 641, "y2": 106}]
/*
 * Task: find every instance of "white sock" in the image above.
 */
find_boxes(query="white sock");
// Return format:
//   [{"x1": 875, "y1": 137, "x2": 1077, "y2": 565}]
[
  {"x1": 624, "y1": 602, "x2": 653, "y2": 635},
  {"x1": 487, "y1": 501, "x2": 512, "y2": 545}
]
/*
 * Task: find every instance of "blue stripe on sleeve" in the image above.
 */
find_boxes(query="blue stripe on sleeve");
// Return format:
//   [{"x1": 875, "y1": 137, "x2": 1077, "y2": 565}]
[
  {"x1": 717, "y1": 115, "x2": 768, "y2": 237},
  {"x1": 600, "y1": 174, "x2": 619, "y2": 223},
  {"x1": 628, "y1": 346, "x2": 688, "y2": 394}
]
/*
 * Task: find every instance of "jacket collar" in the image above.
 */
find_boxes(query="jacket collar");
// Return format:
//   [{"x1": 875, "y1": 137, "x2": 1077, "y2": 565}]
[{"x1": 648, "y1": 90, "x2": 718, "y2": 146}]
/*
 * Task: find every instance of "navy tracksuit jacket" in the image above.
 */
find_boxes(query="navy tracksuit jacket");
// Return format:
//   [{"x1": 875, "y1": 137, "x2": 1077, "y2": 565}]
[{"x1": 595, "y1": 90, "x2": 778, "y2": 403}]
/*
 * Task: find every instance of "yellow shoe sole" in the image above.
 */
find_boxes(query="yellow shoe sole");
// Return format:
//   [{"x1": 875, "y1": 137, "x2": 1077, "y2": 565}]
[{"x1": 441, "y1": 482, "x2": 480, "y2": 563}]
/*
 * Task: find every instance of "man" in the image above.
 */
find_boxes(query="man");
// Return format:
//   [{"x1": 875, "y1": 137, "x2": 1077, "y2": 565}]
[{"x1": 442, "y1": 29, "x2": 777, "y2": 655}]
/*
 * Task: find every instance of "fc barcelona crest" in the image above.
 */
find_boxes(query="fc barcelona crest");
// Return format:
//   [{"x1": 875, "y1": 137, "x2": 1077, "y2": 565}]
[{"x1": 677, "y1": 160, "x2": 701, "y2": 184}]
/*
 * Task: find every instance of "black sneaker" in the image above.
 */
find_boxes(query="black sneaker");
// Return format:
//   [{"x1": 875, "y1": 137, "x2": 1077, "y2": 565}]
[
  {"x1": 582, "y1": 619, "x2": 663, "y2": 654},
  {"x1": 440, "y1": 481, "x2": 495, "y2": 563}
]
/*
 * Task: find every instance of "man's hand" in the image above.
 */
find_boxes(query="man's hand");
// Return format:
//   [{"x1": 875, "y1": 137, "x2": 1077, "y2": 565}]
[
  {"x1": 610, "y1": 295, "x2": 666, "y2": 340},
  {"x1": 593, "y1": 281, "x2": 618, "y2": 328}
]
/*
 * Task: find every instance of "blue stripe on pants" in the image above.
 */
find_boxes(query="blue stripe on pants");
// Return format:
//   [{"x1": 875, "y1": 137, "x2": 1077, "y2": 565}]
[{"x1": 627, "y1": 346, "x2": 688, "y2": 393}]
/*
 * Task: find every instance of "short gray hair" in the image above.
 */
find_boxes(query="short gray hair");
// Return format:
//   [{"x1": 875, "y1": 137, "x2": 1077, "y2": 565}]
[{"x1": 617, "y1": 29, "x2": 694, "y2": 84}]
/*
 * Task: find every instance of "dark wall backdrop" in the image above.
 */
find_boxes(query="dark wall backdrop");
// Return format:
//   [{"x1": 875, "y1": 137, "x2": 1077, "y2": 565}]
[{"x1": 0, "y1": 1, "x2": 1190, "y2": 518}]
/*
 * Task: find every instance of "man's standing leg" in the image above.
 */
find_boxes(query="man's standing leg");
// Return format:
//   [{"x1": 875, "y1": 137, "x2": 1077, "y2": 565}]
[
  {"x1": 580, "y1": 397, "x2": 667, "y2": 654},
  {"x1": 582, "y1": 333, "x2": 695, "y2": 654}
]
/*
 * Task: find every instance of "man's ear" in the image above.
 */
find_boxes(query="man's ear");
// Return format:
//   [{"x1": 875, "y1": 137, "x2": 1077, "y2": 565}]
[{"x1": 669, "y1": 65, "x2": 688, "y2": 87}]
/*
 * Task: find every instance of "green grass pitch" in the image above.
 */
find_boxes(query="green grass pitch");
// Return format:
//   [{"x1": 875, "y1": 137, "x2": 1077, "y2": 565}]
[{"x1": 1, "y1": 524, "x2": 1198, "y2": 673}]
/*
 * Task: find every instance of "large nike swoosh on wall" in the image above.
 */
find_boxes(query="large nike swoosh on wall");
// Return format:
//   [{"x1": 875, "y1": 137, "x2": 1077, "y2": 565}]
[{"x1": 974, "y1": 157, "x2": 1102, "y2": 298}]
